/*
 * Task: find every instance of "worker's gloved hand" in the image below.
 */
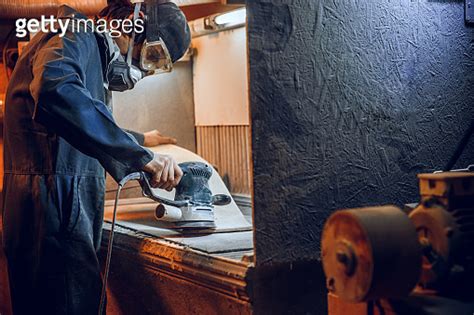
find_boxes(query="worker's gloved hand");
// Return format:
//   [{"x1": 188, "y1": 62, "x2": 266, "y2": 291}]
[
  {"x1": 143, "y1": 129, "x2": 177, "y2": 147},
  {"x1": 142, "y1": 154, "x2": 183, "y2": 191}
]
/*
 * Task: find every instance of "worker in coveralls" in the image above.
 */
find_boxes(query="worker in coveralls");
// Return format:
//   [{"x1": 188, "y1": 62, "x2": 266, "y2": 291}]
[{"x1": 1, "y1": 0, "x2": 190, "y2": 313}]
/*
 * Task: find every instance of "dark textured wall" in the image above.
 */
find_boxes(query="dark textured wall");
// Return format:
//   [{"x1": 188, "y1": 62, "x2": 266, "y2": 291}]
[{"x1": 248, "y1": 0, "x2": 474, "y2": 265}]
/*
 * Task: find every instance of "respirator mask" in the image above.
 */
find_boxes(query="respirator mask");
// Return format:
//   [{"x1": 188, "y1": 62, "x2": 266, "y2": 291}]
[{"x1": 106, "y1": 0, "x2": 173, "y2": 92}]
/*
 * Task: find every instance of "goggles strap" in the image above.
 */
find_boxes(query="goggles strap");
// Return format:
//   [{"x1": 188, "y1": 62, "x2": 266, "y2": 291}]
[{"x1": 126, "y1": 1, "x2": 142, "y2": 66}]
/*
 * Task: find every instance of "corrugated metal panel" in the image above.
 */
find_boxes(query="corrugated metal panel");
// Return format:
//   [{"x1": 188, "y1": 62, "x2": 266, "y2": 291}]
[{"x1": 196, "y1": 125, "x2": 250, "y2": 194}]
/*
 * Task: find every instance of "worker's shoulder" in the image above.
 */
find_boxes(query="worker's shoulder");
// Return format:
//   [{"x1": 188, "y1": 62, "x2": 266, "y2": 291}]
[
  {"x1": 41, "y1": 30, "x2": 97, "y2": 65},
  {"x1": 65, "y1": 25, "x2": 97, "y2": 43},
  {"x1": 58, "y1": 4, "x2": 85, "y2": 18},
  {"x1": 58, "y1": 5, "x2": 97, "y2": 43}
]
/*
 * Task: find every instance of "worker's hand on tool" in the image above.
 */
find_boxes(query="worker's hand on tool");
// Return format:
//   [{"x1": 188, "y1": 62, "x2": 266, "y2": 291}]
[
  {"x1": 143, "y1": 129, "x2": 177, "y2": 147},
  {"x1": 142, "y1": 154, "x2": 183, "y2": 191}
]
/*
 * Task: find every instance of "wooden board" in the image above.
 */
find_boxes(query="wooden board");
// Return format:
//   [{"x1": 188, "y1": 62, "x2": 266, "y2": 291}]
[
  {"x1": 212, "y1": 250, "x2": 254, "y2": 261},
  {"x1": 104, "y1": 144, "x2": 253, "y2": 254},
  {"x1": 104, "y1": 198, "x2": 252, "y2": 235},
  {"x1": 169, "y1": 231, "x2": 253, "y2": 253},
  {"x1": 99, "y1": 223, "x2": 252, "y2": 315},
  {"x1": 104, "y1": 200, "x2": 253, "y2": 254}
]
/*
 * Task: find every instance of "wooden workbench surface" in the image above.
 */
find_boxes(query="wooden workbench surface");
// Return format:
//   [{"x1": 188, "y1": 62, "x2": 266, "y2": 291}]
[
  {"x1": 104, "y1": 197, "x2": 254, "y2": 260},
  {"x1": 100, "y1": 221, "x2": 254, "y2": 314}
]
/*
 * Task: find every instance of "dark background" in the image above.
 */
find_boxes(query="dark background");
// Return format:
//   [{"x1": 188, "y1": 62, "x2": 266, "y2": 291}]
[{"x1": 248, "y1": 0, "x2": 474, "y2": 266}]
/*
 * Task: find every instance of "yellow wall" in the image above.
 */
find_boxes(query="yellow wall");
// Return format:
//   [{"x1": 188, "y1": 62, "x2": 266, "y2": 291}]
[
  {"x1": 192, "y1": 26, "x2": 249, "y2": 126},
  {"x1": 192, "y1": 27, "x2": 251, "y2": 194}
]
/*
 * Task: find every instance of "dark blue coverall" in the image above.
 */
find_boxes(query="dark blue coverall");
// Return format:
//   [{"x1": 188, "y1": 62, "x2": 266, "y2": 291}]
[{"x1": 2, "y1": 6, "x2": 154, "y2": 314}]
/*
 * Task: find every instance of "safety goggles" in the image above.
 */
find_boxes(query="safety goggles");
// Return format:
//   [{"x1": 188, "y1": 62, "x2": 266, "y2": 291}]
[
  {"x1": 140, "y1": 38, "x2": 173, "y2": 74},
  {"x1": 127, "y1": 0, "x2": 173, "y2": 75}
]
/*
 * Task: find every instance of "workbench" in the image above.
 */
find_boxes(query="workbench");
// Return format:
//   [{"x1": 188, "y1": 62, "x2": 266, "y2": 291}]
[{"x1": 99, "y1": 220, "x2": 254, "y2": 314}]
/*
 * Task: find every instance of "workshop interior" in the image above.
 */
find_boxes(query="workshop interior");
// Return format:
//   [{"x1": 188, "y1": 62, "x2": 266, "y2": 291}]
[{"x1": 0, "y1": 0, "x2": 473, "y2": 314}]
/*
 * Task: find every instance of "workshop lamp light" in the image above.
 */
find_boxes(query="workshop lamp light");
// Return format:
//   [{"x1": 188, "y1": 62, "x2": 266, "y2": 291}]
[
  {"x1": 214, "y1": 8, "x2": 246, "y2": 27},
  {"x1": 195, "y1": 7, "x2": 246, "y2": 35},
  {"x1": 189, "y1": 7, "x2": 247, "y2": 37}
]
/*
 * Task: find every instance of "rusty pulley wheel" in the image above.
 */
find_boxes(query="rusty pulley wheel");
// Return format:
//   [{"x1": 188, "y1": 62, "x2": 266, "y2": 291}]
[{"x1": 321, "y1": 206, "x2": 422, "y2": 302}]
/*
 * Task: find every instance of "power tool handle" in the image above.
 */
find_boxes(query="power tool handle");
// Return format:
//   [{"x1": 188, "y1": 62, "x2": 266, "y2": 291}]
[{"x1": 139, "y1": 171, "x2": 189, "y2": 207}]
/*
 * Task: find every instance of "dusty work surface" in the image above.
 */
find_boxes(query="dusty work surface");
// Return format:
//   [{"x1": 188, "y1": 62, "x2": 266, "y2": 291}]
[
  {"x1": 99, "y1": 222, "x2": 253, "y2": 315},
  {"x1": 104, "y1": 144, "x2": 253, "y2": 257},
  {"x1": 104, "y1": 197, "x2": 253, "y2": 255}
]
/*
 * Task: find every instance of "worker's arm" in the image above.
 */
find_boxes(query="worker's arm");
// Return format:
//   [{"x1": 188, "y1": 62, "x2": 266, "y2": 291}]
[
  {"x1": 124, "y1": 129, "x2": 177, "y2": 147},
  {"x1": 123, "y1": 129, "x2": 145, "y2": 146},
  {"x1": 29, "y1": 31, "x2": 154, "y2": 182},
  {"x1": 143, "y1": 130, "x2": 177, "y2": 147}
]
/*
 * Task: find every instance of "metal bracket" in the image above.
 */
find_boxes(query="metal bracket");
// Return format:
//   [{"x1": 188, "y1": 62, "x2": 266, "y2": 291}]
[{"x1": 466, "y1": 0, "x2": 474, "y2": 24}]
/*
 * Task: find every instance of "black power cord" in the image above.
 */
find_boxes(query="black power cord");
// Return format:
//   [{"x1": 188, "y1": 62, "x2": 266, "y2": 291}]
[{"x1": 98, "y1": 172, "x2": 142, "y2": 315}]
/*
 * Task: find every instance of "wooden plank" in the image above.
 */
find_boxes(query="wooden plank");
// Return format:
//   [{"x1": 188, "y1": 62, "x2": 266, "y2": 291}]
[
  {"x1": 211, "y1": 250, "x2": 254, "y2": 261},
  {"x1": 233, "y1": 193, "x2": 252, "y2": 223},
  {"x1": 100, "y1": 223, "x2": 253, "y2": 314},
  {"x1": 168, "y1": 231, "x2": 253, "y2": 253},
  {"x1": 105, "y1": 144, "x2": 252, "y2": 233},
  {"x1": 104, "y1": 200, "x2": 253, "y2": 253},
  {"x1": 104, "y1": 196, "x2": 251, "y2": 233},
  {"x1": 101, "y1": 223, "x2": 252, "y2": 298}
]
